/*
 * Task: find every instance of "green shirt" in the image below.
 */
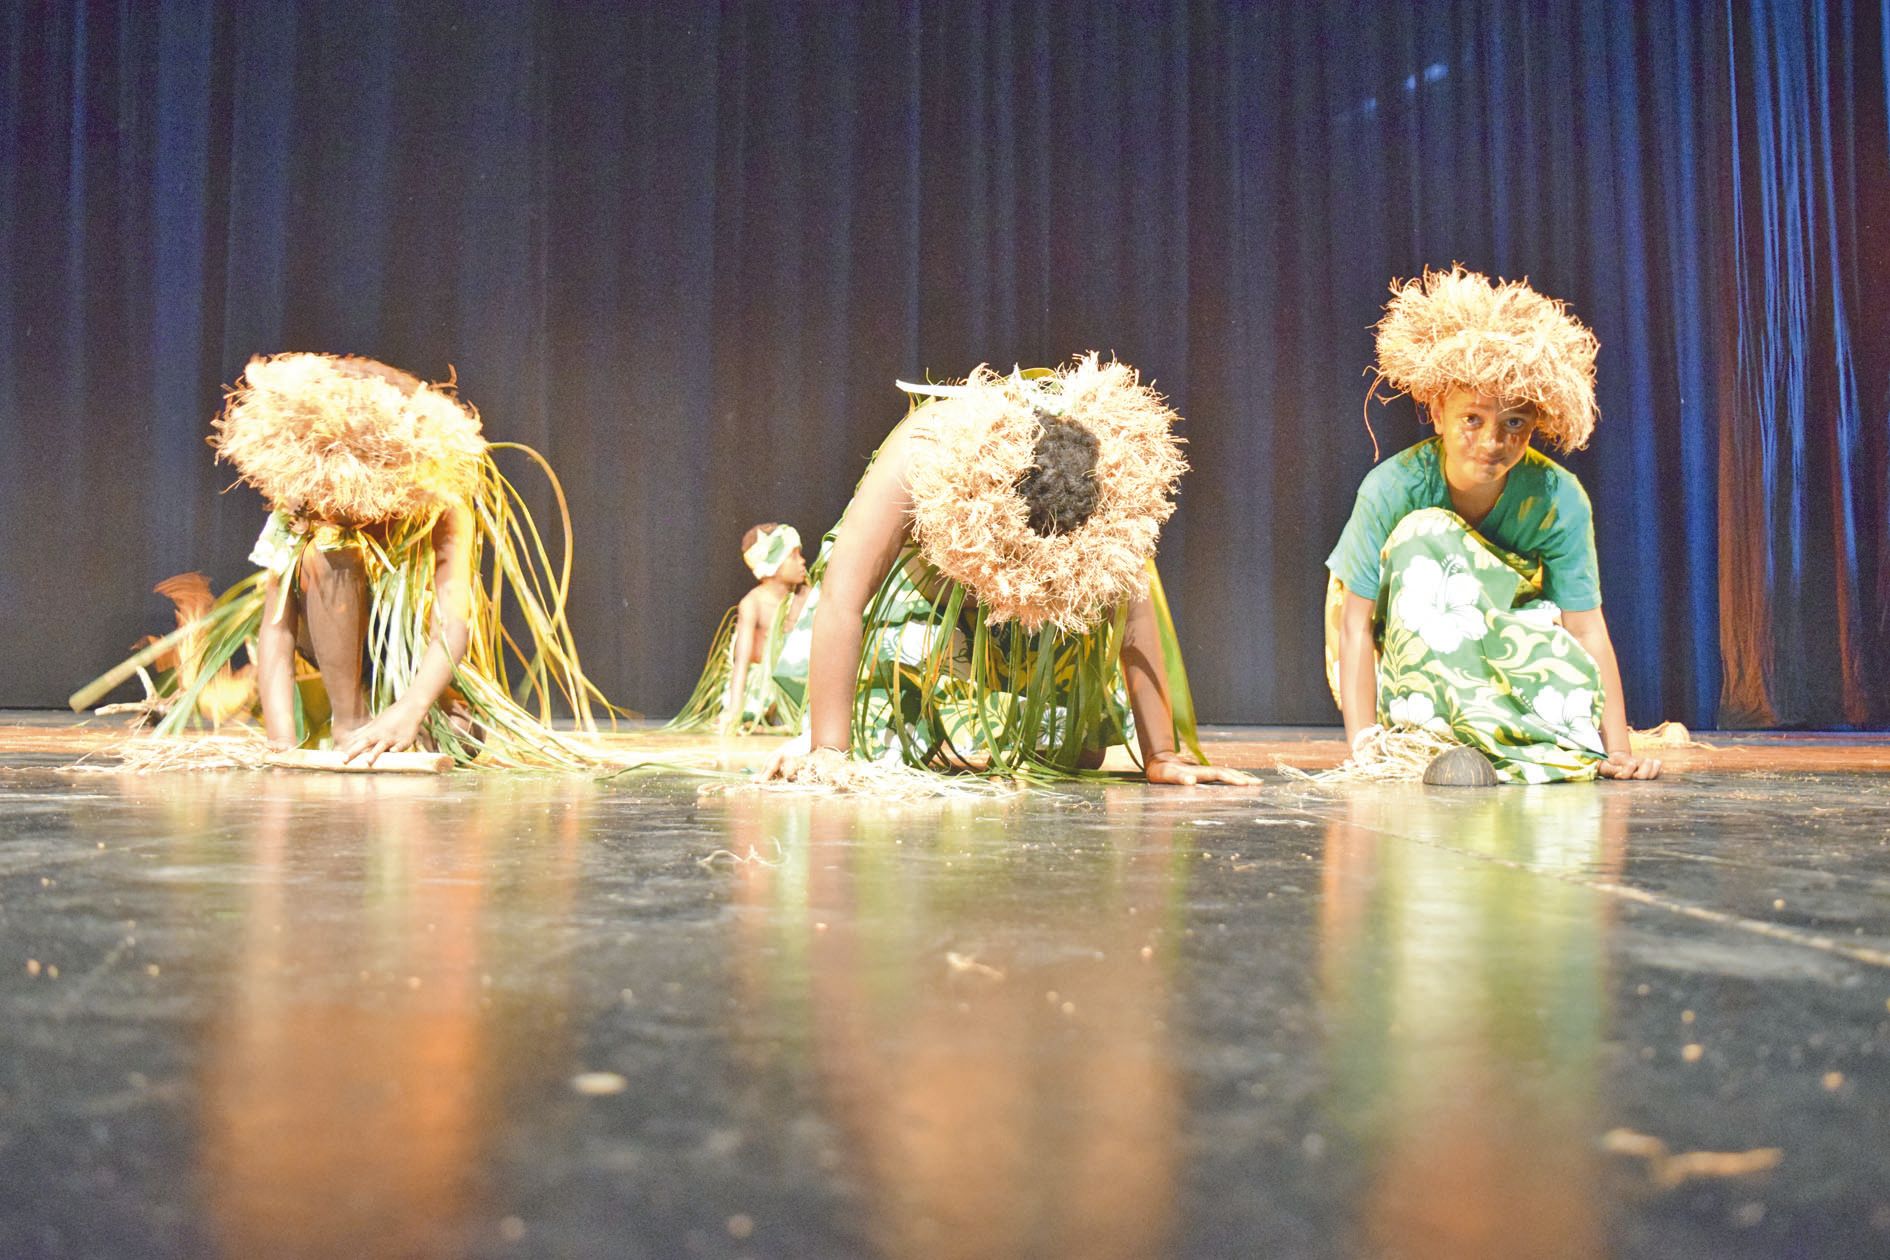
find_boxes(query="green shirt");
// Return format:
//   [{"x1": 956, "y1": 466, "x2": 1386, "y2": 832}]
[{"x1": 1325, "y1": 438, "x2": 1602, "y2": 610}]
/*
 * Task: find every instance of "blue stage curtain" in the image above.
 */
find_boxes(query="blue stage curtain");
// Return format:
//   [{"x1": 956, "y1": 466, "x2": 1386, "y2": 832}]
[
  {"x1": 0, "y1": 1, "x2": 1884, "y2": 727},
  {"x1": 1717, "y1": 0, "x2": 1890, "y2": 725}
]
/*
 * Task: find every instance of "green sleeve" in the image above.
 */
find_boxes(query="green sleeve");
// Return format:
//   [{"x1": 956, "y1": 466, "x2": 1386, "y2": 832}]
[
  {"x1": 1538, "y1": 474, "x2": 1602, "y2": 611},
  {"x1": 1325, "y1": 462, "x2": 1407, "y2": 601}
]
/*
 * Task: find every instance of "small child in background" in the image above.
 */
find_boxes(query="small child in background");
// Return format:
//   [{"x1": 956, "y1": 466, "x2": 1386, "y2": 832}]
[{"x1": 669, "y1": 523, "x2": 813, "y2": 734}]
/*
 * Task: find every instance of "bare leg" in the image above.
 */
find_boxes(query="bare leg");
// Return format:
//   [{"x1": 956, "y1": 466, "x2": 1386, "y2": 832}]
[
  {"x1": 255, "y1": 573, "x2": 302, "y2": 748},
  {"x1": 298, "y1": 544, "x2": 371, "y2": 741}
]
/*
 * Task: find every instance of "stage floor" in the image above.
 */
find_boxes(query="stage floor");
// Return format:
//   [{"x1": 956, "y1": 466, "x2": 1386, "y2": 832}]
[{"x1": 2, "y1": 712, "x2": 1887, "y2": 1258}]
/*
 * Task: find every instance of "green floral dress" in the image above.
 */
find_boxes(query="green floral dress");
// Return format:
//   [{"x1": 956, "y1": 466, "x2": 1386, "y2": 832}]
[{"x1": 1325, "y1": 440, "x2": 1607, "y2": 784}]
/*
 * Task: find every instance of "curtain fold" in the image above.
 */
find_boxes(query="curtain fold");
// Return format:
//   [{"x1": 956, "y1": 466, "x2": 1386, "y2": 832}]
[
  {"x1": 1719, "y1": 0, "x2": 1888, "y2": 725},
  {"x1": 1, "y1": 0, "x2": 1884, "y2": 727}
]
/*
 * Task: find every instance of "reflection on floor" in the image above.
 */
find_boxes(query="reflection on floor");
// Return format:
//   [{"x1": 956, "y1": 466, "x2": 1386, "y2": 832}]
[{"x1": 0, "y1": 713, "x2": 1886, "y2": 1259}]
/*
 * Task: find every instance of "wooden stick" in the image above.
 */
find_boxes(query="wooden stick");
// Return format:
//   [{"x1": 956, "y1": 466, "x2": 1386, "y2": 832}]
[
  {"x1": 68, "y1": 621, "x2": 201, "y2": 712},
  {"x1": 265, "y1": 749, "x2": 452, "y2": 775}
]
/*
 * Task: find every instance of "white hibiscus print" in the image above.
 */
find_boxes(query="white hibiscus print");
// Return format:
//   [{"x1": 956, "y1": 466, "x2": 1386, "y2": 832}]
[
  {"x1": 1392, "y1": 555, "x2": 1487, "y2": 654},
  {"x1": 1386, "y1": 692, "x2": 1451, "y2": 733},
  {"x1": 1512, "y1": 600, "x2": 1563, "y2": 630},
  {"x1": 894, "y1": 621, "x2": 942, "y2": 666},
  {"x1": 1530, "y1": 686, "x2": 1602, "y2": 751},
  {"x1": 1388, "y1": 507, "x2": 1460, "y2": 542}
]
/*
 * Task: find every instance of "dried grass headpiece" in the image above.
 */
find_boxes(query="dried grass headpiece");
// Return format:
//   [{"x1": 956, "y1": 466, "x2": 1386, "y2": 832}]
[
  {"x1": 902, "y1": 354, "x2": 1187, "y2": 634},
  {"x1": 1373, "y1": 265, "x2": 1599, "y2": 450},
  {"x1": 210, "y1": 352, "x2": 487, "y2": 522}
]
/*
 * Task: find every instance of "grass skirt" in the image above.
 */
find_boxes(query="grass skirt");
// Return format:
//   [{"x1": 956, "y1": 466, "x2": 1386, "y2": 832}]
[
  {"x1": 73, "y1": 445, "x2": 615, "y2": 770},
  {"x1": 836, "y1": 543, "x2": 1203, "y2": 780},
  {"x1": 666, "y1": 587, "x2": 817, "y2": 734}
]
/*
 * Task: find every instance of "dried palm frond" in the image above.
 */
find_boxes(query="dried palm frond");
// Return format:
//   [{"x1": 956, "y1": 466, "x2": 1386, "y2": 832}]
[
  {"x1": 1631, "y1": 721, "x2": 1708, "y2": 750},
  {"x1": 715, "y1": 747, "x2": 1020, "y2": 799},
  {"x1": 82, "y1": 729, "x2": 275, "y2": 774}
]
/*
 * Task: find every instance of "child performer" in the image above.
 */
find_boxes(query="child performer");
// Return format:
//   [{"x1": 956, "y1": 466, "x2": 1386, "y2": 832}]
[
  {"x1": 668, "y1": 523, "x2": 815, "y2": 733},
  {"x1": 767, "y1": 354, "x2": 1252, "y2": 787},
  {"x1": 1325, "y1": 267, "x2": 1661, "y2": 783},
  {"x1": 73, "y1": 353, "x2": 612, "y2": 769}
]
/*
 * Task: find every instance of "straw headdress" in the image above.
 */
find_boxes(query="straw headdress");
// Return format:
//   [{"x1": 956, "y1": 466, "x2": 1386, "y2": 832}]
[
  {"x1": 903, "y1": 354, "x2": 1187, "y2": 634},
  {"x1": 1374, "y1": 266, "x2": 1599, "y2": 450},
  {"x1": 210, "y1": 352, "x2": 487, "y2": 522}
]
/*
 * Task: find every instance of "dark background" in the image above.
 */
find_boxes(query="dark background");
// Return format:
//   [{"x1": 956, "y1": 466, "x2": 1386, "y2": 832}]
[{"x1": 2, "y1": 0, "x2": 1884, "y2": 727}]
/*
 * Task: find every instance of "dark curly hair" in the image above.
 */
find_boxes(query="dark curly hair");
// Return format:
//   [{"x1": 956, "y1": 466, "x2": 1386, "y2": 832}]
[
  {"x1": 740, "y1": 522, "x2": 784, "y2": 553},
  {"x1": 1016, "y1": 418, "x2": 1101, "y2": 536}
]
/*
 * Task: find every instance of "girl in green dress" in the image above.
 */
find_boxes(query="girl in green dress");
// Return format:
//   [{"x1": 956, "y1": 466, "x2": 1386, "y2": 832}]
[
  {"x1": 766, "y1": 355, "x2": 1251, "y2": 788},
  {"x1": 1327, "y1": 267, "x2": 1662, "y2": 783}
]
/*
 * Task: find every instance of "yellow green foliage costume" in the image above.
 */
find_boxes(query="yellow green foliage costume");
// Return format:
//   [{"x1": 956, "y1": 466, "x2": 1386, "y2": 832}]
[
  {"x1": 823, "y1": 357, "x2": 1205, "y2": 779},
  {"x1": 667, "y1": 602, "x2": 797, "y2": 732},
  {"x1": 72, "y1": 354, "x2": 613, "y2": 769}
]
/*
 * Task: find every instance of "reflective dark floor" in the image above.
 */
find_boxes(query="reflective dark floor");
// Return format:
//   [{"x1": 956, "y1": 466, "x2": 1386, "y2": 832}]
[{"x1": 2, "y1": 719, "x2": 1888, "y2": 1259}]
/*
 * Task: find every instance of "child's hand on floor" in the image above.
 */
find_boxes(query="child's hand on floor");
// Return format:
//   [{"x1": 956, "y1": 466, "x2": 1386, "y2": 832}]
[
  {"x1": 1598, "y1": 753, "x2": 1662, "y2": 780},
  {"x1": 761, "y1": 733, "x2": 817, "y2": 780},
  {"x1": 1145, "y1": 751, "x2": 1257, "y2": 787},
  {"x1": 339, "y1": 706, "x2": 425, "y2": 767}
]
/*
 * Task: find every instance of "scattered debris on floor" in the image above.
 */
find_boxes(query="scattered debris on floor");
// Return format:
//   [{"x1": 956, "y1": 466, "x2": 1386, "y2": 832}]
[
  {"x1": 1601, "y1": 1128, "x2": 1783, "y2": 1189},
  {"x1": 698, "y1": 841, "x2": 786, "y2": 868},
  {"x1": 946, "y1": 952, "x2": 1005, "y2": 980},
  {"x1": 570, "y1": 1072, "x2": 628, "y2": 1097}
]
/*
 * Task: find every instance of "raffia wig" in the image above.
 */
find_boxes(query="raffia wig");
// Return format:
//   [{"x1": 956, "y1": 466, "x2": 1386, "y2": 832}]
[
  {"x1": 904, "y1": 354, "x2": 1187, "y2": 634},
  {"x1": 210, "y1": 353, "x2": 487, "y2": 522},
  {"x1": 1374, "y1": 266, "x2": 1599, "y2": 450}
]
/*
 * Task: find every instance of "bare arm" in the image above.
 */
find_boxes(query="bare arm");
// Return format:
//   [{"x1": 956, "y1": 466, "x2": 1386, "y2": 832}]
[
  {"x1": 339, "y1": 504, "x2": 475, "y2": 764},
  {"x1": 1562, "y1": 606, "x2": 1660, "y2": 780},
  {"x1": 724, "y1": 596, "x2": 761, "y2": 731},
  {"x1": 1122, "y1": 590, "x2": 1253, "y2": 786},
  {"x1": 1120, "y1": 591, "x2": 1175, "y2": 763},
  {"x1": 802, "y1": 430, "x2": 920, "y2": 752},
  {"x1": 1336, "y1": 587, "x2": 1379, "y2": 747},
  {"x1": 256, "y1": 573, "x2": 299, "y2": 749}
]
